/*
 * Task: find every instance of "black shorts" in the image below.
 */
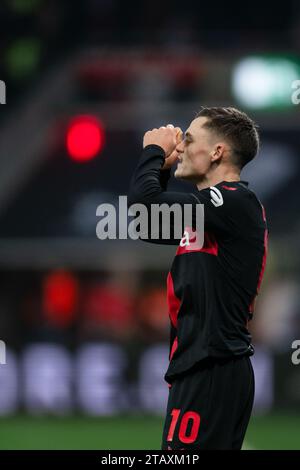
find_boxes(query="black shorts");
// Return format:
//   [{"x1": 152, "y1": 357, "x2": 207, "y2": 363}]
[{"x1": 161, "y1": 355, "x2": 255, "y2": 450}]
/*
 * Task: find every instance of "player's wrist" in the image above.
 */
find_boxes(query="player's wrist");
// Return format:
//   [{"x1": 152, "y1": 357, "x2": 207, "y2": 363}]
[{"x1": 142, "y1": 144, "x2": 166, "y2": 157}]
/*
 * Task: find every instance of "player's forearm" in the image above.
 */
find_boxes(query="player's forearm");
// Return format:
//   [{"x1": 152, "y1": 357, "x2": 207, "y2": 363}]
[
  {"x1": 128, "y1": 145, "x2": 171, "y2": 206},
  {"x1": 128, "y1": 145, "x2": 185, "y2": 246}
]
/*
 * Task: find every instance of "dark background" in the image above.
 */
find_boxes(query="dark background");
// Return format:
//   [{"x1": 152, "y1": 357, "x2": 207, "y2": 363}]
[{"x1": 0, "y1": 0, "x2": 299, "y2": 450}]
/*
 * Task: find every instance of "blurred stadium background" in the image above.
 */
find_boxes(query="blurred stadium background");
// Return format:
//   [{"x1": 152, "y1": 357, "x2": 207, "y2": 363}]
[{"x1": 0, "y1": 0, "x2": 300, "y2": 450}]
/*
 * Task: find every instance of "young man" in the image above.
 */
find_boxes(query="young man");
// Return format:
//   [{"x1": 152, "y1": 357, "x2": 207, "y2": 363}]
[{"x1": 128, "y1": 107, "x2": 268, "y2": 450}]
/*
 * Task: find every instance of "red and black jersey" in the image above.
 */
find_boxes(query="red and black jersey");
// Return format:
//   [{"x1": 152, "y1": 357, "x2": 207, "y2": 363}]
[{"x1": 128, "y1": 145, "x2": 268, "y2": 383}]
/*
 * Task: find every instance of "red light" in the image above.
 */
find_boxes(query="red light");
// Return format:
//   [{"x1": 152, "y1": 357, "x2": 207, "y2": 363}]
[
  {"x1": 43, "y1": 271, "x2": 79, "y2": 328},
  {"x1": 66, "y1": 115, "x2": 104, "y2": 162}
]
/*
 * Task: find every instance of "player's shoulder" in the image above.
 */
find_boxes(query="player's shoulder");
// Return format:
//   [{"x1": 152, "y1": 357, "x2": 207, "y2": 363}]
[
  {"x1": 214, "y1": 180, "x2": 266, "y2": 224},
  {"x1": 202, "y1": 180, "x2": 252, "y2": 209},
  {"x1": 195, "y1": 179, "x2": 264, "y2": 213}
]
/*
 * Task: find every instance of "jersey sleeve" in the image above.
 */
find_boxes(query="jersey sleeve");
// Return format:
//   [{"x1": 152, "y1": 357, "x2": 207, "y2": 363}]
[
  {"x1": 128, "y1": 145, "x2": 200, "y2": 245},
  {"x1": 128, "y1": 145, "x2": 243, "y2": 244}
]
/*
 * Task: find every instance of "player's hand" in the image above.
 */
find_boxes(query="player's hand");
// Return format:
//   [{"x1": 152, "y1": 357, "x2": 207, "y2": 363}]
[
  {"x1": 143, "y1": 125, "x2": 182, "y2": 163},
  {"x1": 161, "y1": 127, "x2": 183, "y2": 170}
]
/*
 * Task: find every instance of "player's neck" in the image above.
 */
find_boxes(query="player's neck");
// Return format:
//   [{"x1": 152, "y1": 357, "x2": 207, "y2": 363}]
[{"x1": 196, "y1": 167, "x2": 241, "y2": 191}]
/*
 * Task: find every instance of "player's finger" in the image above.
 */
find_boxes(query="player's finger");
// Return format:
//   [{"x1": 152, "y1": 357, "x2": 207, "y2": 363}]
[
  {"x1": 175, "y1": 127, "x2": 183, "y2": 142},
  {"x1": 166, "y1": 124, "x2": 174, "y2": 129}
]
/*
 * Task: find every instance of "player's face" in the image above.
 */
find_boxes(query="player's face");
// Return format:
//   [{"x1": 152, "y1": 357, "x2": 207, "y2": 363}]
[{"x1": 174, "y1": 117, "x2": 217, "y2": 182}]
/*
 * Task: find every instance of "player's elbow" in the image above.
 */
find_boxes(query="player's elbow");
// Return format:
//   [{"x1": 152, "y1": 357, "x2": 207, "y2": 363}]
[
  {"x1": 127, "y1": 188, "x2": 142, "y2": 208},
  {"x1": 127, "y1": 185, "x2": 154, "y2": 207},
  {"x1": 128, "y1": 178, "x2": 163, "y2": 207}
]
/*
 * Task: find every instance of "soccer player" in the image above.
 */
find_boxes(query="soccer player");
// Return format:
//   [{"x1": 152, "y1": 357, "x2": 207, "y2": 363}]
[{"x1": 128, "y1": 107, "x2": 268, "y2": 450}]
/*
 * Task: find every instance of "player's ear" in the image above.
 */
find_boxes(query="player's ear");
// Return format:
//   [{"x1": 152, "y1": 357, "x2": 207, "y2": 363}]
[{"x1": 210, "y1": 143, "x2": 225, "y2": 163}]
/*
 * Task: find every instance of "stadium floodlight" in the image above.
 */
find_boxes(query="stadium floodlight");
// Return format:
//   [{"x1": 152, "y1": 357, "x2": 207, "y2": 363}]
[{"x1": 232, "y1": 56, "x2": 300, "y2": 109}]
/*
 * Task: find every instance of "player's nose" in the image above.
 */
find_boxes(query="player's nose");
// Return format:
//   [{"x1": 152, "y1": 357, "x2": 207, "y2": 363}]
[{"x1": 176, "y1": 140, "x2": 184, "y2": 153}]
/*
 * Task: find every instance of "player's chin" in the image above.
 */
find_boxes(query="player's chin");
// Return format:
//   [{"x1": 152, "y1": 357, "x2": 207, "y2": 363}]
[
  {"x1": 174, "y1": 168, "x2": 182, "y2": 179},
  {"x1": 175, "y1": 164, "x2": 183, "y2": 178},
  {"x1": 175, "y1": 166, "x2": 188, "y2": 180}
]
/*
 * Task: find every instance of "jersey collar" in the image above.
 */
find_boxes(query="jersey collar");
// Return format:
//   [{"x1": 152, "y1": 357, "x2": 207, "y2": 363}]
[{"x1": 222, "y1": 180, "x2": 249, "y2": 187}]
